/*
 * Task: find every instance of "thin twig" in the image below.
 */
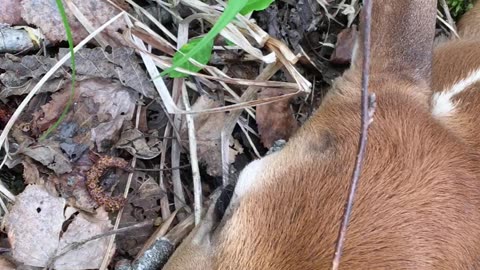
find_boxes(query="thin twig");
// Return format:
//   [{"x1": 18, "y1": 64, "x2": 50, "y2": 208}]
[
  {"x1": 181, "y1": 83, "x2": 203, "y2": 225},
  {"x1": 171, "y1": 80, "x2": 187, "y2": 219},
  {"x1": 331, "y1": 0, "x2": 376, "y2": 269},
  {"x1": 237, "y1": 120, "x2": 261, "y2": 158},
  {"x1": 159, "y1": 123, "x2": 173, "y2": 219}
]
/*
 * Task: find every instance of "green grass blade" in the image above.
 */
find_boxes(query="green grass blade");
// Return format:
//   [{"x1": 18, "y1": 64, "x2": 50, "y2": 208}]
[
  {"x1": 168, "y1": 37, "x2": 214, "y2": 78},
  {"x1": 160, "y1": 0, "x2": 248, "y2": 78},
  {"x1": 40, "y1": 0, "x2": 76, "y2": 141}
]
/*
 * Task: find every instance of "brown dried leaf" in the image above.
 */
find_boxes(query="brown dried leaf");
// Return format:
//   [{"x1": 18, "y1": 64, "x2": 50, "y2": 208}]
[
  {"x1": 256, "y1": 88, "x2": 299, "y2": 148},
  {"x1": 0, "y1": 54, "x2": 67, "y2": 99},
  {"x1": 0, "y1": 0, "x2": 25, "y2": 25},
  {"x1": 0, "y1": 47, "x2": 157, "y2": 99},
  {"x1": 20, "y1": 0, "x2": 128, "y2": 46},
  {"x1": 0, "y1": 257, "x2": 15, "y2": 270},
  {"x1": 59, "y1": 47, "x2": 157, "y2": 99},
  {"x1": 5, "y1": 185, "x2": 66, "y2": 267},
  {"x1": 116, "y1": 128, "x2": 162, "y2": 159},
  {"x1": 19, "y1": 141, "x2": 72, "y2": 175},
  {"x1": 181, "y1": 96, "x2": 243, "y2": 176},
  {"x1": 21, "y1": 157, "x2": 42, "y2": 184},
  {"x1": 117, "y1": 173, "x2": 160, "y2": 256},
  {"x1": 32, "y1": 78, "x2": 137, "y2": 152},
  {"x1": 54, "y1": 208, "x2": 114, "y2": 270},
  {"x1": 329, "y1": 25, "x2": 358, "y2": 65},
  {"x1": 5, "y1": 185, "x2": 115, "y2": 269}
]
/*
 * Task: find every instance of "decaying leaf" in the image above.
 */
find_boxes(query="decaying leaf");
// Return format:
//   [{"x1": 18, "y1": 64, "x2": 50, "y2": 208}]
[
  {"x1": 0, "y1": 0, "x2": 25, "y2": 25},
  {"x1": 19, "y1": 141, "x2": 73, "y2": 175},
  {"x1": 49, "y1": 152, "x2": 98, "y2": 211},
  {"x1": 59, "y1": 47, "x2": 158, "y2": 99},
  {"x1": 32, "y1": 78, "x2": 137, "y2": 152},
  {"x1": 21, "y1": 157, "x2": 42, "y2": 184},
  {"x1": 0, "y1": 47, "x2": 158, "y2": 99},
  {"x1": 5, "y1": 185, "x2": 66, "y2": 267},
  {"x1": 329, "y1": 25, "x2": 358, "y2": 65},
  {"x1": 256, "y1": 88, "x2": 299, "y2": 148},
  {"x1": 0, "y1": 54, "x2": 67, "y2": 99},
  {"x1": 0, "y1": 256, "x2": 16, "y2": 270},
  {"x1": 180, "y1": 95, "x2": 243, "y2": 176},
  {"x1": 5, "y1": 185, "x2": 114, "y2": 269},
  {"x1": 20, "y1": 0, "x2": 128, "y2": 46},
  {"x1": 116, "y1": 128, "x2": 162, "y2": 159},
  {"x1": 54, "y1": 208, "x2": 114, "y2": 269},
  {"x1": 117, "y1": 173, "x2": 162, "y2": 256}
]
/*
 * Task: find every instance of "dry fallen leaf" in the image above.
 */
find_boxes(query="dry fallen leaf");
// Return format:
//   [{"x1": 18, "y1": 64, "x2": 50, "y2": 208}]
[
  {"x1": 180, "y1": 96, "x2": 243, "y2": 176},
  {"x1": 21, "y1": 157, "x2": 43, "y2": 184},
  {"x1": 5, "y1": 185, "x2": 115, "y2": 269},
  {"x1": 0, "y1": 256, "x2": 15, "y2": 270},
  {"x1": 32, "y1": 78, "x2": 137, "y2": 152},
  {"x1": 117, "y1": 173, "x2": 161, "y2": 256},
  {"x1": 0, "y1": 0, "x2": 25, "y2": 25},
  {"x1": 0, "y1": 47, "x2": 158, "y2": 99},
  {"x1": 329, "y1": 25, "x2": 358, "y2": 65},
  {"x1": 54, "y1": 208, "x2": 114, "y2": 269},
  {"x1": 5, "y1": 185, "x2": 67, "y2": 267},
  {"x1": 59, "y1": 47, "x2": 158, "y2": 99},
  {"x1": 0, "y1": 54, "x2": 67, "y2": 99},
  {"x1": 19, "y1": 141, "x2": 73, "y2": 175},
  {"x1": 256, "y1": 88, "x2": 299, "y2": 148},
  {"x1": 116, "y1": 128, "x2": 162, "y2": 159},
  {"x1": 21, "y1": 0, "x2": 128, "y2": 46}
]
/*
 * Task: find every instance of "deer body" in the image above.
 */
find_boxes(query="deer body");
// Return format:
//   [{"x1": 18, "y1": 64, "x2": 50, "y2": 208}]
[{"x1": 163, "y1": 1, "x2": 480, "y2": 269}]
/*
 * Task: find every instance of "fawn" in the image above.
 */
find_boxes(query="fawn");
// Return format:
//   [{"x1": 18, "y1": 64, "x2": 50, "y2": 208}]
[{"x1": 163, "y1": 0, "x2": 480, "y2": 269}]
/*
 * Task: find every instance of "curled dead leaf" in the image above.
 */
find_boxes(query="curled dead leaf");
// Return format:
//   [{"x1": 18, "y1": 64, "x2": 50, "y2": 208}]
[
  {"x1": 21, "y1": 157, "x2": 42, "y2": 185},
  {"x1": 256, "y1": 88, "x2": 299, "y2": 148},
  {"x1": 330, "y1": 25, "x2": 358, "y2": 65},
  {"x1": 19, "y1": 141, "x2": 72, "y2": 175},
  {"x1": 116, "y1": 128, "x2": 162, "y2": 159}
]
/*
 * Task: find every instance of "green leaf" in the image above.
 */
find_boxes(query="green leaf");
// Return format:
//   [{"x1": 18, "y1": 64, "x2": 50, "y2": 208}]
[
  {"x1": 240, "y1": 0, "x2": 275, "y2": 15},
  {"x1": 168, "y1": 37, "x2": 214, "y2": 78},
  {"x1": 160, "y1": 0, "x2": 248, "y2": 78}
]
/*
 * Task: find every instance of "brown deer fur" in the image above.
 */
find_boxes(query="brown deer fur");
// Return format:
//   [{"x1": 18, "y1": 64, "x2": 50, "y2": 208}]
[{"x1": 163, "y1": 0, "x2": 480, "y2": 269}]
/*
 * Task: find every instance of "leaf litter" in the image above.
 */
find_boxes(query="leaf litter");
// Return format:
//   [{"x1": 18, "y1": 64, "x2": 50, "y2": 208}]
[
  {"x1": 5, "y1": 184, "x2": 113, "y2": 269},
  {"x1": 0, "y1": 47, "x2": 157, "y2": 100}
]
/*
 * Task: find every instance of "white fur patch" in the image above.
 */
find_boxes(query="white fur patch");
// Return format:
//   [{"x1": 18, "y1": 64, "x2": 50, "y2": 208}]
[
  {"x1": 432, "y1": 68, "x2": 480, "y2": 117},
  {"x1": 234, "y1": 158, "x2": 267, "y2": 199}
]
